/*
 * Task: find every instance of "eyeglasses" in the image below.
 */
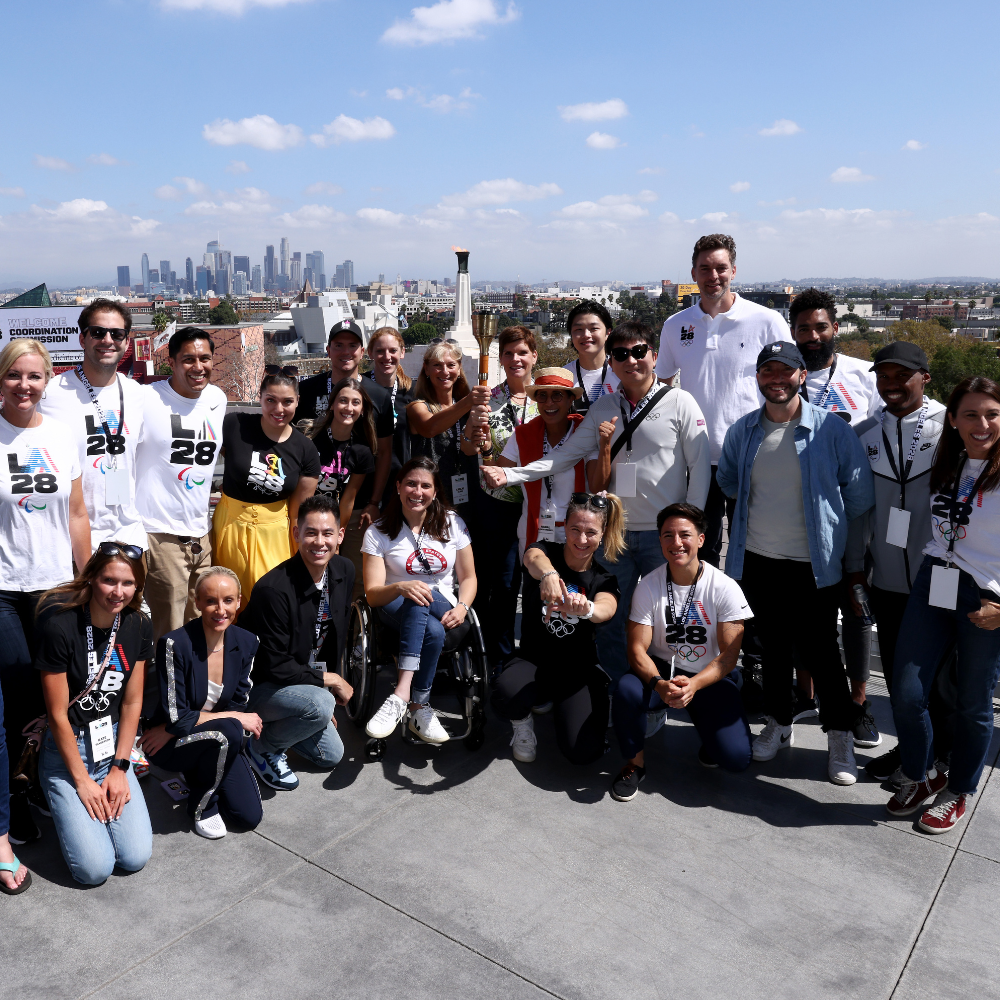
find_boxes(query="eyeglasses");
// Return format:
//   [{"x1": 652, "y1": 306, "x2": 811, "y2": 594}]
[
  {"x1": 533, "y1": 390, "x2": 569, "y2": 403},
  {"x1": 610, "y1": 344, "x2": 650, "y2": 363},
  {"x1": 570, "y1": 492, "x2": 608, "y2": 510},
  {"x1": 85, "y1": 326, "x2": 129, "y2": 344},
  {"x1": 98, "y1": 541, "x2": 143, "y2": 561}
]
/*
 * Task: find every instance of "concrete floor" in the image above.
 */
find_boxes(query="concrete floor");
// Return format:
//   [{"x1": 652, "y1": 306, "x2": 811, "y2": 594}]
[{"x1": 4, "y1": 655, "x2": 999, "y2": 1000}]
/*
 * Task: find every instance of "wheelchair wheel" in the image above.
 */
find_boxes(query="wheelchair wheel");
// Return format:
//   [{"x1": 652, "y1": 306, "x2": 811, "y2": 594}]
[
  {"x1": 365, "y1": 737, "x2": 386, "y2": 762},
  {"x1": 341, "y1": 601, "x2": 377, "y2": 727}
]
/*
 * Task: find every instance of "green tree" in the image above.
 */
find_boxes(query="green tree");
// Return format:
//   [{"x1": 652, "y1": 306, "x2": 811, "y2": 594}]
[
  {"x1": 929, "y1": 342, "x2": 1000, "y2": 402},
  {"x1": 403, "y1": 321, "x2": 438, "y2": 346},
  {"x1": 193, "y1": 301, "x2": 211, "y2": 323},
  {"x1": 935, "y1": 315, "x2": 955, "y2": 332},
  {"x1": 152, "y1": 310, "x2": 172, "y2": 333},
  {"x1": 209, "y1": 299, "x2": 239, "y2": 325}
]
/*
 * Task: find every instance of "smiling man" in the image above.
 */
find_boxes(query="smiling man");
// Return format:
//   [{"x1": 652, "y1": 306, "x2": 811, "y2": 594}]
[
  {"x1": 718, "y1": 342, "x2": 875, "y2": 786},
  {"x1": 134, "y1": 327, "x2": 227, "y2": 640}
]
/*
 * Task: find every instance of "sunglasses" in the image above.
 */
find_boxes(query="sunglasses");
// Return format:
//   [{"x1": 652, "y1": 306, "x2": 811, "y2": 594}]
[
  {"x1": 85, "y1": 326, "x2": 129, "y2": 344},
  {"x1": 570, "y1": 492, "x2": 609, "y2": 510},
  {"x1": 98, "y1": 541, "x2": 143, "y2": 561},
  {"x1": 264, "y1": 365, "x2": 300, "y2": 376},
  {"x1": 610, "y1": 344, "x2": 650, "y2": 363},
  {"x1": 533, "y1": 390, "x2": 569, "y2": 403}
]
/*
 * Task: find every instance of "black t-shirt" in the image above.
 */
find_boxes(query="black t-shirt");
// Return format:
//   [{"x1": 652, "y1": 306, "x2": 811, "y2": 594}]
[
  {"x1": 35, "y1": 605, "x2": 154, "y2": 729},
  {"x1": 222, "y1": 411, "x2": 321, "y2": 503},
  {"x1": 315, "y1": 431, "x2": 375, "y2": 505},
  {"x1": 296, "y1": 370, "x2": 394, "y2": 440},
  {"x1": 408, "y1": 410, "x2": 479, "y2": 507},
  {"x1": 519, "y1": 541, "x2": 620, "y2": 669}
]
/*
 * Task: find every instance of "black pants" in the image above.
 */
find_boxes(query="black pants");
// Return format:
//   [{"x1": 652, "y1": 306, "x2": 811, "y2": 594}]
[
  {"x1": 471, "y1": 492, "x2": 522, "y2": 668},
  {"x1": 0, "y1": 590, "x2": 43, "y2": 781},
  {"x1": 739, "y1": 552, "x2": 860, "y2": 731},
  {"x1": 703, "y1": 467, "x2": 734, "y2": 569},
  {"x1": 151, "y1": 717, "x2": 262, "y2": 827},
  {"x1": 793, "y1": 578, "x2": 872, "y2": 685},
  {"x1": 491, "y1": 657, "x2": 609, "y2": 765}
]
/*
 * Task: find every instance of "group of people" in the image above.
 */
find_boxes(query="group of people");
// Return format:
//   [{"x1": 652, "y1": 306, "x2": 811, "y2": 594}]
[{"x1": 3, "y1": 232, "x2": 999, "y2": 897}]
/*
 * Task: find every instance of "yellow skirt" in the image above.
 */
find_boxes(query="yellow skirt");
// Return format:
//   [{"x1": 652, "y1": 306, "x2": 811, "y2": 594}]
[{"x1": 211, "y1": 493, "x2": 291, "y2": 607}]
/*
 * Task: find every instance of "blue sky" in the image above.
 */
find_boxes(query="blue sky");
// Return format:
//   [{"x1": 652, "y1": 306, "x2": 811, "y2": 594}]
[{"x1": 3, "y1": 0, "x2": 999, "y2": 287}]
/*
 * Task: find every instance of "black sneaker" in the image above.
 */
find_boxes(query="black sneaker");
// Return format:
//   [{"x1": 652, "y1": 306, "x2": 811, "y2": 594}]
[
  {"x1": 8, "y1": 789, "x2": 41, "y2": 846},
  {"x1": 26, "y1": 782, "x2": 51, "y2": 817},
  {"x1": 791, "y1": 692, "x2": 819, "y2": 722},
  {"x1": 610, "y1": 763, "x2": 646, "y2": 802},
  {"x1": 865, "y1": 744, "x2": 900, "y2": 782},
  {"x1": 698, "y1": 746, "x2": 719, "y2": 768},
  {"x1": 852, "y1": 700, "x2": 882, "y2": 748}
]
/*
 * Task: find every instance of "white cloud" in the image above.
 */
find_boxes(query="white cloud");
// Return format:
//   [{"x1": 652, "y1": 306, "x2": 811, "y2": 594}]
[
  {"x1": 903, "y1": 139, "x2": 926, "y2": 151},
  {"x1": 558, "y1": 99, "x2": 628, "y2": 122},
  {"x1": 381, "y1": 0, "x2": 519, "y2": 46},
  {"x1": 202, "y1": 114, "x2": 304, "y2": 150},
  {"x1": 357, "y1": 207, "x2": 408, "y2": 226},
  {"x1": 386, "y1": 87, "x2": 407, "y2": 100},
  {"x1": 758, "y1": 197, "x2": 797, "y2": 207},
  {"x1": 759, "y1": 119, "x2": 802, "y2": 137},
  {"x1": 659, "y1": 211, "x2": 680, "y2": 224},
  {"x1": 175, "y1": 176, "x2": 210, "y2": 195},
  {"x1": 730, "y1": 181, "x2": 751, "y2": 193},
  {"x1": 276, "y1": 204, "x2": 348, "y2": 228},
  {"x1": 160, "y1": 0, "x2": 315, "y2": 13},
  {"x1": 184, "y1": 187, "x2": 274, "y2": 216},
  {"x1": 88, "y1": 153, "x2": 119, "y2": 166},
  {"x1": 780, "y1": 207, "x2": 879, "y2": 224},
  {"x1": 385, "y1": 85, "x2": 480, "y2": 113},
  {"x1": 440, "y1": 178, "x2": 562, "y2": 207},
  {"x1": 305, "y1": 181, "x2": 343, "y2": 196},
  {"x1": 33, "y1": 198, "x2": 109, "y2": 220},
  {"x1": 310, "y1": 115, "x2": 396, "y2": 147},
  {"x1": 0, "y1": 187, "x2": 25, "y2": 197},
  {"x1": 155, "y1": 185, "x2": 182, "y2": 200},
  {"x1": 225, "y1": 159, "x2": 251, "y2": 174},
  {"x1": 34, "y1": 155, "x2": 75, "y2": 171},
  {"x1": 586, "y1": 131, "x2": 622, "y2": 150},
  {"x1": 638, "y1": 166, "x2": 663, "y2": 175},
  {"x1": 156, "y1": 176, "x2": 209, "y2": 200},
  {"x1": 702, "y1": 211, "x2": 729, "y2": 222},
  {"x1": 559, "y1": 193, "x2": 651, "y2": 222},
  {"x1": 830, "y1": 166, "x2": 874, "y2": 183}
]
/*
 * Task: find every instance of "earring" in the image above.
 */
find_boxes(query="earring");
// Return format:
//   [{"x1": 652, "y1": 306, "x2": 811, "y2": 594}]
[{"x1": 42, "y1": 390, "x2": 47, "y2": 399}]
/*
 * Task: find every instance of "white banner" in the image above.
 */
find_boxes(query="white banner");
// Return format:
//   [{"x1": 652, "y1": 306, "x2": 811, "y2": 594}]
[
  {"x1": 0, "y1": 306, "x2": 84, "y2": 358},
  {"x1": 153, "y1": 320, "x2": 176, "y2": 351}
]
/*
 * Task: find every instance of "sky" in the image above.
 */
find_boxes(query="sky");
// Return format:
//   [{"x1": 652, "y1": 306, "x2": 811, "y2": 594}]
[{"x1": 3, "y1": 0, "x2": 1000, "y2": 287}]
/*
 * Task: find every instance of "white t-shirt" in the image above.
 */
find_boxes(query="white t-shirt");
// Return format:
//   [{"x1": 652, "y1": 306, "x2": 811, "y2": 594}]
[
  {"x1": 0, "y1": 415, "x2": 82, "y2": 591},
  {"x1": 925, "y1": 458, "x2": 1000, "y2": 597},
  {"x1": 501, "y1": 425, "x2": 580, "y2": 557},
  {"x1": 657, "y1": 295, "x2": 790, "y2": 463},
  {"x1": 802, "y1": 353, "x2": 880, "y2": 425},
  {"x1": 362, "y1": 511, "x2": 471, "y2": 604},
  {"x1": 570, "y1": 360, "x2": 620, "y2": 404},
  {"x1": 39, "y1": 370, "x2": 147, "y2": 549},
  {"x1": 629, "y1": 562, "x2": 753, "y2": 675},
  {"x1": 134, "y1": 380, "x2": 227, "y2": 537}
]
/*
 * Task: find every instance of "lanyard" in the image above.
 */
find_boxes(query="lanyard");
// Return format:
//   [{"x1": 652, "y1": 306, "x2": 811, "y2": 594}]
[
  {"x1": 77, "y1": 368, "x2": 125, "y2": 462},
  {"x1": 313, "y1": 571, "x2": 331, "y2": 653},
  {"x1": 665, "y1": 563, "x2": 704, "y2": 628},
  {"x1": 367, "y1": 371, "x2": 399, "y2": 416},
  {"x1": 618, "y1": 382, "x2": 659, "y2": 458},
  {"x1": 802, "y1": 355, "x2": 838, "y2": 407},
  {"x1": 575, "y1": 359, "x2": 609, "y2": 408},
  {"x1": 503, "y1": 382, "x2": 528, "y2": 427},
  {"x1": 404, "y1": 523, "x2": 434, "y2": 574},
  {"x1": 880, "y1": 402, "x2": 929, "y2": 506},
  {"x1": 946, "y1": 455, "x2": 990, "y2": 562},
  {"x1": 84, "y1": 607, "x2": 121, "y2": 681},
  {"x1": 542, "y1": 423, "x2": 574, "y2": 502}
]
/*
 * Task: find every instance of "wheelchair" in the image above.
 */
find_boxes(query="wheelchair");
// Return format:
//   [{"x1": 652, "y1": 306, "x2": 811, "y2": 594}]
[{"x1": 337, "y1": 597, "x2": 490, "y2": 762}]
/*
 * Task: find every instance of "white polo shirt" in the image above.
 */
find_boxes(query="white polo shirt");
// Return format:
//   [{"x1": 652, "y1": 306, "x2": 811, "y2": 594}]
[
  {"x1": 657, "y1": 294, "x2": 789, "y2": 463},
  {"x1": 802, "y1": 352, "x2": 881, "y2": 424}
]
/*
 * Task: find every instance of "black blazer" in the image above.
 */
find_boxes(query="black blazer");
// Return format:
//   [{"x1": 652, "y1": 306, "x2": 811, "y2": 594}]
[
  {"x1": 238, "y1": 552, "x2": 354, "y2": 689},
  {"x1": 151, "y1": 619, "x2": 259, "y2": 738}
]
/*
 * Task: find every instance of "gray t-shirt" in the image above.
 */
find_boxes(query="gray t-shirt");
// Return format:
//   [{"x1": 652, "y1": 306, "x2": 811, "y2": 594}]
[{"x1": 746, "y1": 415, "x2": 810, "y2": 562}]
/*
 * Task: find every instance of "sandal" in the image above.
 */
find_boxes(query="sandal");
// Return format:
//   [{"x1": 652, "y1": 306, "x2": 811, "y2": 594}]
[{"x1": 0, "y1": 858, "x2": 32, "y2": 895}]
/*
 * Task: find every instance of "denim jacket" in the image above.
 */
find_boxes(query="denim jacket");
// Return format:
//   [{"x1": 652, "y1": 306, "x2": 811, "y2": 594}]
[{"x1": 717, "y1": 399, "x2": 875, "y2": 588}]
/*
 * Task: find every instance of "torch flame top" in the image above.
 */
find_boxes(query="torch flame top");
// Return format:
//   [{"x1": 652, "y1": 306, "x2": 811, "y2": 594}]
[{"x1": 451, "y1": 245, "x2": 469, "y2": 252}]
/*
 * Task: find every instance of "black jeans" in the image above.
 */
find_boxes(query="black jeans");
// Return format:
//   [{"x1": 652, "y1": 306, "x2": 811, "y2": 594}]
[
  {"x1": 739, "y1": 552, "x2": 860, "y2": 732},
  {"x1": 471, "y1": 492, "x2": 522, "y2": 668},
  {"x1": 491, "y1": 656, "x2": 609, "y2": 765},
  {"x1": 703, "y1": 467, "x2": 734, "y2": 570},
  {"x1": 0, "y1": 590, "x2": 43, "y2": 782}
]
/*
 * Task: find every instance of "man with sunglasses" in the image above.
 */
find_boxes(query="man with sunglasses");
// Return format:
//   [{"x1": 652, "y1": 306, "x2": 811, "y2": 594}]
[
  {"x1": 484, "y1": 320, "x2": 711, "y2": 691},
  {"x1": 41, "y1": 299, "x2": 147, "y2": 551}
]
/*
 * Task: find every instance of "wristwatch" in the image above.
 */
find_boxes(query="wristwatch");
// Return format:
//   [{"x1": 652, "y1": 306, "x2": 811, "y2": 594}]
[
  {"x1": 112, "y1": 758, "x2": 131, "y2": 773},
  {"x1": 644, "y1": 675, "x2": 666, "y2": 694},
  {"x1": 458, "y1": 601, "x2": 471, "y2": 614}
]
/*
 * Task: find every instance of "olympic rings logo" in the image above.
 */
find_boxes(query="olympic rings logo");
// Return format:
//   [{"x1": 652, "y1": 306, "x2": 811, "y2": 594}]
[
  {"x1": 937, "y1": 522, "x2": 967, "y2": 541},
  {"x1": 78, "y1": 691, "x2": 113, "y2": 713},
  {"x1": 669, "y1": 644, "x2": 706, "y2": 662}
]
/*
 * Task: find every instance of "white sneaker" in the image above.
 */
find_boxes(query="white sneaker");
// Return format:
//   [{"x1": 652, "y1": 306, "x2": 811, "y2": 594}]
[
  {"x1": 827, "y1": 730, "x2": 858, "y2": 785},
  {"x1": 408, "y1": 704, "x2": 450, "y2": 744},
  {"x1": 752, "y1": 717, "x2": 794, "y2": 761},
  {"x1": 366, "y1": 693, "x2": 408, "y2": 739},
  {"x1": 510, "y1": 715, "x2": 537, "y2": 762},
  {"x1": 194, "y1": 813, "x2": 227, "y2": 840}
]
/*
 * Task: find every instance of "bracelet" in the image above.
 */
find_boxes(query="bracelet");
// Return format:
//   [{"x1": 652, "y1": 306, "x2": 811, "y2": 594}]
[
  {"x1": 644, "y1": 674, "x2": 666, "y2": 694},
  {"x1": 579, "y1": 600, "x2": 595, "y2": 620},
  {"x1": 539, "y1": 570, "x2": 559, "y2": 582},
  {"x1": 458, "y1": 601, "x2": 470, "y2": 614}
]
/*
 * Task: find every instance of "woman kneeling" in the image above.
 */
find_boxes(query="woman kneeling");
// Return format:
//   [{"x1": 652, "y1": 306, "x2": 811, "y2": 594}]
[
  {"x1": 492, "y1": 493, "x2": 623, "y2": 765},
  {"x1": 363, "y1": 457, "x2": 477, "y2": 745}
]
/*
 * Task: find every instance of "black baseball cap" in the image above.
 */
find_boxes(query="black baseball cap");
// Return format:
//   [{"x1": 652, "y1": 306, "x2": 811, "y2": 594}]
[
  {"x1": 870, "y1": 342, "x2": 928, "y2": 372},
  {"x1": 756, "y1": 341, "x2": 806, "y2": 371},
  {"x1": 327, "y1": 319, "x2": 367, "y2": 348}
]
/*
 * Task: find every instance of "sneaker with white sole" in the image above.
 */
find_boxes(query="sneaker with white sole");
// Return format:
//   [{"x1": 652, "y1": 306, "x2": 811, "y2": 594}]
[
  {"x1": 886, "y1": 767, "x2": 947, "y2": 817},
  {"x1": 753, "y1": 717, "x2": 794, "y2": 761},
  {"x1": 408, "y1": 704, "x2": 450, "y2": 744},
  {"x1": 510, "y1": 715, "x2": 537, "y2": 762},
  {"x1": 194, "y1": 812, "x2": 228, "y2": 839},
  {"x1": 791, "y1": 692, "x2": 819, "y2": 722},
  {"x1": 918, "y1": 790, "x2": 968, "y2": 834},
  {"x1": 852, "y1": 700, "x2": 882, "y2": 748},
  {"x1": 366, "y1": 693, "x2": 408, "y2": 739},
  {"x1": 827, "y1": 730, "x2": 858, "y2": 785},
  {"x1": 247, "y1": 745, "x2": 299, "y2": 791}
]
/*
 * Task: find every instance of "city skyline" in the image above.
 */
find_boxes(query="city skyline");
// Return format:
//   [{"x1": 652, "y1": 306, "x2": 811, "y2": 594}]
[{"x1": 2, "y1": 0, "x2": 998, "y2": 287}]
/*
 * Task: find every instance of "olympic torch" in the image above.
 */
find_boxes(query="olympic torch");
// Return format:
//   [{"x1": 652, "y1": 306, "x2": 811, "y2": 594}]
[{"x1": 471, "y1": 310, "x2": 498, "y2": 386}]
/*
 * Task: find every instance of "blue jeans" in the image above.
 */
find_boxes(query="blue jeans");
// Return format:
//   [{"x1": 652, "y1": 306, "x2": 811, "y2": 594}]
[
  {"x1": 595, "y1": 530, "x2": 666, "y2": 691},
  {"x1": 0, "y1": 682, "x2": 8, "y2": 838},
  {"x1": 892, "y1": 557, "x2": 1000, "y2": 794},
  {"x1": 376, "y1": 590, "x2": 453, "y2": 704},
  {"x1": 0, "y1": 590, "x2": 44, "y2": 787},
  {"x1": 247, "y1": 682, "x2": 344, "y2": 767},
  {"x1": 39, "y1": 726, "x2": 152, "y2": 886}
]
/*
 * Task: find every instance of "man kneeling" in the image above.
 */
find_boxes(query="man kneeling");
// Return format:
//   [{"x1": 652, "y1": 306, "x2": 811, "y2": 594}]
[
  {"x1": 238, "y1": 494, "x2": 354, "y2": 791},
  {"x1": 610, "y1": 503, "x2": 753, "y2": 802}
]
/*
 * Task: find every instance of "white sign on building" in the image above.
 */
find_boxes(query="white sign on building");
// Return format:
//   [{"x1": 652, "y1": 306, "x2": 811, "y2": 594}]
[{"x1": 0, "y1": 306, "x2": 85, "y2": 363}]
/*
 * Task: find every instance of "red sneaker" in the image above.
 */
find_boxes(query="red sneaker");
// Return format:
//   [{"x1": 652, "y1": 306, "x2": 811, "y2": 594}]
[
  {"x1": 918, "y1": 791, "x2": 968, "y2": 834},
  {"x1": 886, "y1": 767, "x2": 948, "y2": 817}
]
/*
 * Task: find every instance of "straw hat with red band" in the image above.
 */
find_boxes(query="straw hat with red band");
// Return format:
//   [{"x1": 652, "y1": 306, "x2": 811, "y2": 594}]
[{"x1": 524, "y1": 367, "x2": 584, "y2": 400}]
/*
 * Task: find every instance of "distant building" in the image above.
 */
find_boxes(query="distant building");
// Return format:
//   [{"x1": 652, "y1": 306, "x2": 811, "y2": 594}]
[
  {"x1": 141, "y1": 253, "x2": 150, "y2": 293},
  {"x1": 901, "y1": 301, "x2": 969, "y2": 321},
  {"x1": 307, "y1": 251, "x2": 325, "y2": 291},
  {"x1": 334, "y1": 264, "x2": 345, "y2": 288},
  {"x1": 264, "y1": 245, "x2": 275, "y2": 286},
  {"x1": 1, "y1": 283, "x2": 51, "y2": 308},
  {"x1": 233, "y1": 271, "x2": 248, "y2": 295},
  {"x1": 280, "y1": 237, "x2": 290, "y2": 277},
  {"x1": 290, "y1": 252, "x2": 302, "y2": 288},
  {"x1": 196, "y1": 266, "x2": 210, "y2": 295},
  {"x1": 159, "y1": 260, "x2": 170, "y2": 287},
  {"x1": 217, "y1": 266, "x2": 231, "y2": 296},
  {"x1": 251, "y1": 264, "x2": 263, "y2": 293},
  {"x1": 234, "y1": 255, "x2": 250, "y2": 282},
  {"x1": 148, "y1": 269, "x2": 160, "y2": 285},
  {"x1": 117, "y1": 266, "x2": 131, "y2": 291},
  {"x1": 342, "y1": 259, "x2": 354, "y2": 288},
  {"x1": 185, "y1": 258, "x2": 194, "y2": 294}
]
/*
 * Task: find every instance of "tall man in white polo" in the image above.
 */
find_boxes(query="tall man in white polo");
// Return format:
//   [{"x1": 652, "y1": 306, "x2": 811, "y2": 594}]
[
  {"x1": 656, "y1": 234, "x2": 789, "y2": 567},
  {"x1": 40, "y1": 298, "x2": 146, "y2": 550}
]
